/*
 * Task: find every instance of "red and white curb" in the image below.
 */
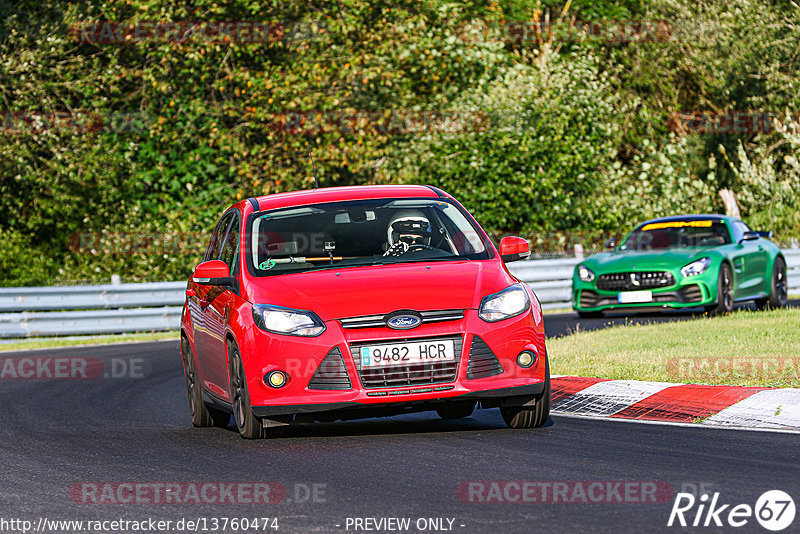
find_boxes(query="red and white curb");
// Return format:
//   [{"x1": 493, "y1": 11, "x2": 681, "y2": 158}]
[{"x1": 551, "y1": 376, "x2": 800, "y2": 432}]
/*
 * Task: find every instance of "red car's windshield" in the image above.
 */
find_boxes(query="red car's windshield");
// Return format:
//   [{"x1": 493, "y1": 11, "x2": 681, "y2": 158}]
[
  {"x1": 247, "y1": 198, "x2": 491, "y2": 275},
  {"x1": 620, "y1": 219, "x2": 732, "y2": 251}
]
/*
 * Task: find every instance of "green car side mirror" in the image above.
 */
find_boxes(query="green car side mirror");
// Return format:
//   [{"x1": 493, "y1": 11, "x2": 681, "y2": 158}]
[{"x1": 739, "y1": 231, "x2": 759, "y2": 244}]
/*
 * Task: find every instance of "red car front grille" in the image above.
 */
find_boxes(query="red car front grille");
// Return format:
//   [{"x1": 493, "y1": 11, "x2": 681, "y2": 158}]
[
  {"x1": 349, "y1": 335, "x2": 462, "y2": 389},
  {"x1": 339, "y1": 309, "x2": 464, "y2": 329}
]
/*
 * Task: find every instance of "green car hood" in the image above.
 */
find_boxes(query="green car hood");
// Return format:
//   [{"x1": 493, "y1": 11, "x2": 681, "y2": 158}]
[{"x1": 582, "y1": 248, "x2": 716, "y2": 272}]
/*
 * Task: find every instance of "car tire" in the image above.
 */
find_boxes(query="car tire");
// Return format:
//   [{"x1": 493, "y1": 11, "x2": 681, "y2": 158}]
[
  {"x1": 500, "y1": 359, "x2": 551, "y2": 429},
  {"x1": 181, "y1": 336, "x2": 230, "y2": 428},
  {"x1": 228, "y1": 340, "x2": 275, "y2": 439},
  {"x1": 756, "y1": 257, "x2": 788, "y2": 310},
  {"x1": 436, "y1": 401, "x2": 476, "y2": 420},
  {"x1": 706, "y1": 263, "x2": 734, "y2": 316},
  {"x1": 577, "y1": 310, "x2": 603, "y2": 319}
]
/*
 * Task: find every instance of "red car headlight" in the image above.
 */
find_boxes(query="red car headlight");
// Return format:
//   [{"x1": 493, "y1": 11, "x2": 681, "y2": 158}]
[
  {"x1": 252, "y1": 304, "x2": 326, "y2": 337},
  {"x1": 479, "y1": 284, "x2": 531, "y2": 322}
]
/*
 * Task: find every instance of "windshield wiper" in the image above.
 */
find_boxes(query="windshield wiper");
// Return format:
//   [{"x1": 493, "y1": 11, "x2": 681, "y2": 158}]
[{"x1": 379, "y1": 255, "x2": 462, "y2": 264}]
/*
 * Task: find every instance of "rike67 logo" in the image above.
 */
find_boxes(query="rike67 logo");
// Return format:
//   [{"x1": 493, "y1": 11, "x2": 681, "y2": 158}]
[{"x1": 668, "y1": 490, "x2": 795, "y2": 531}]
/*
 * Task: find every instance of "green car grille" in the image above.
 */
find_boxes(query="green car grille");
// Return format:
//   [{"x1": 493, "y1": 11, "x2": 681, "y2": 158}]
[
  {"x1": 596, "y1": 271, "x2": 675, "y2": 291},
  {"x1": 580, "y1": 284, "x2": 703, "y2": 308}
]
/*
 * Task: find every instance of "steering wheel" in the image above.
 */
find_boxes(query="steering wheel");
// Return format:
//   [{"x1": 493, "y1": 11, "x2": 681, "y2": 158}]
[{"x1": 406, "y1": 244, "x2": 435, "y2": 253}]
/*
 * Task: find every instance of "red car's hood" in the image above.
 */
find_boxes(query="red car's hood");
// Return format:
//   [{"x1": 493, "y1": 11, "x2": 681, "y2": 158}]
[{"x1": 243, "y1": 260, "x2": 515, "y2": 321}]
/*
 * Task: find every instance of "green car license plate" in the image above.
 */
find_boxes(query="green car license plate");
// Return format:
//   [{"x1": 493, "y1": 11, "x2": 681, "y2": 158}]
[{"x1": 618, "y1": 290, "x2": 653, "y2": 304}]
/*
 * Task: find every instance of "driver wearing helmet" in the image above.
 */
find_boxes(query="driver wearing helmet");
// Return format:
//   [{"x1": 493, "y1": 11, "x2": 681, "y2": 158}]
[{"x1": 383, "y1": 209, "x2": 432, "y2": 257}]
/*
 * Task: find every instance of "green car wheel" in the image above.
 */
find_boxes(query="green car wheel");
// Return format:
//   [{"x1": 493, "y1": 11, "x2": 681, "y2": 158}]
[
  {"x1": 705, "y1": 262, "x2": 733, "y2": 316},
  {"x1": 755, "y1": 256, "x2": 788, "y2": 310}
]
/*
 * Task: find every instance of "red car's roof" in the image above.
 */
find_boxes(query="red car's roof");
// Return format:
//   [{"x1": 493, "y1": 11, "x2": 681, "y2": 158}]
[{"x1": 251, "y1": 184, "x2": 442, "y2": 212}]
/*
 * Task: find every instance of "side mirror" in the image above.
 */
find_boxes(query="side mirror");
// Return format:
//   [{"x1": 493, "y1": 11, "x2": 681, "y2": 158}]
[
  {"x1": 604, "y1": 237, "x2": 618, "y2": 250},
  {"x1": 193, "y1": 260, "x2": 236, "y2": 287},
  {"x1": 739, "y1": 231, "x2": 759, "y2": 244},
  {"x1": 499, "y1": 236, "x2": 530, "y2": 263},
  {"x1": 756, "y1": 230, "x2": 773, "y2": 239}
]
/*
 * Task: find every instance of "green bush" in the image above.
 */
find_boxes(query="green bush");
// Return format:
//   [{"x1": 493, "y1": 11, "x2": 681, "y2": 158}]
[
  {"x1": 1, "y1": 0, "x2": 799, "y2": 286},
  {"x1": 717, "y1": 116, "x2": 800, "y2": 244},
  {"x1": 0, "y1": 230, "x2": 59, "y2": 286},
  {"x1": 386, "y1": 51, "x2": 625, "y2": 234},
  {"x1": 602, "y1": 135, "x2": 717, "y2": 228}
]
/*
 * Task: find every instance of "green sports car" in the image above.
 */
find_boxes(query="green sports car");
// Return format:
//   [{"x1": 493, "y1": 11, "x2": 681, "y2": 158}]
[{"x1": 572, "y1": 215, "x2": 788, "y2": 318}]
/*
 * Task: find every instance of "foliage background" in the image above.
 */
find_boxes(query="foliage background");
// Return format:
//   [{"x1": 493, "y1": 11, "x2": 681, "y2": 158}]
[{"x1": 1, "y1": 0, "x2": 799, "y2": 285}]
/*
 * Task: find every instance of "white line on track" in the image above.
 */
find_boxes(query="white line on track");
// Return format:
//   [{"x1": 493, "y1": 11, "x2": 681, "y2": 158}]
[{"x1": 552, "y1": 411, "x2": 800, "y2": 435}]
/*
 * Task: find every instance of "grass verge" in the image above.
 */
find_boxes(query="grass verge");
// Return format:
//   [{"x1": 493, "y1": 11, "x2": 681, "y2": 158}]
[
  {"x1": 0, "y1": 331, "x2": 177, "y2": 352},
  {"x1": 543, "y1": 307, "x2": 574, "y2": 315},
  {"x1": 547, "y1": 307, "x2": 800, "y2": 387}
]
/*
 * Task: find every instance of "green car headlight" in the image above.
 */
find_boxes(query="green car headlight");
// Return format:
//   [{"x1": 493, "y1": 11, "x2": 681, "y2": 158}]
[
  {"x1": 577, "y1": 264, "x2": 595, "y2": 282},
  {"x1": 252, "y1": 304, "x2": 325, "y2": 336},
  {"x1": 681, "y1": 257, "x2": 712, "y2": 277}
]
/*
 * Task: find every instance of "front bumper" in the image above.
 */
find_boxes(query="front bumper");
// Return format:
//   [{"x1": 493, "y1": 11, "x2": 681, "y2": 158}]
[
  {"x1": 251, "y1": 383, "x2": 545, "y2": 418},
  {"x1": 572, "y1": 269, "x2": 719, "y2": 312},
  {"x1": 240, "y1": 307, "x2": 547, "y2": 417}
]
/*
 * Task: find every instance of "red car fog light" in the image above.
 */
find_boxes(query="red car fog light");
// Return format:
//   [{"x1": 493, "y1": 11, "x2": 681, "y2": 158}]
[
  {"x1": 265, "y1": 370, "x2": 288, "y2": 388},
  {"x1": 517, "y1": 351, "x2": 536, "y2": 368}
]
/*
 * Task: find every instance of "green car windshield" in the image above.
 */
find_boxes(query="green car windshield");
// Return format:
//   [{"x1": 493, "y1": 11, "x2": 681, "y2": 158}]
[
  {"x1": 620, "y1": 219, "x2": 732, "y2": 251},
  {"x1": 248, "y1": 198, "x2": 491, "y2": 275}
]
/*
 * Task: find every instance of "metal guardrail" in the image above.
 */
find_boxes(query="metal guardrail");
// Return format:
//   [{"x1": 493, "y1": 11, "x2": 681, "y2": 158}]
[
  {"x1": 0, "y1": 281, "x2": 186, "y2": 312},
  {"x1": 508, "y1": 258, "x2": 580, "y2": 310},
  {"x1": 509, "y1": 248, "x2": 800, "y2": 310},
  {"x1": 0, "y1": 307, "x2": 183, "y2": 338},
  {"x1": 1, "y1": 250, "x2": 798, "y2": 337},
  {"x1": 0, "y1": 281, "x2": 186, "y2": 338}
]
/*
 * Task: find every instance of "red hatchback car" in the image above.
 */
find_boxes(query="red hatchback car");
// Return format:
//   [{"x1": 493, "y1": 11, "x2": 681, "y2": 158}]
[{"x1": 180, "y1": 185, "x2": 550, "y2": 438}]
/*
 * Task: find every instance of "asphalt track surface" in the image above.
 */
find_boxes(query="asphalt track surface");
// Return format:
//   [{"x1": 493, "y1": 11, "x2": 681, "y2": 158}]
[{"x1": 1, "y1": 333, "x2": 798, "y2": 534}]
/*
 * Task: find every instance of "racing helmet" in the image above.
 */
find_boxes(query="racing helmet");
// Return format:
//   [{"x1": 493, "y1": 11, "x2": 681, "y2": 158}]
[{"x1": 386, "y1": 209, "x2": 432, "y2": 248}]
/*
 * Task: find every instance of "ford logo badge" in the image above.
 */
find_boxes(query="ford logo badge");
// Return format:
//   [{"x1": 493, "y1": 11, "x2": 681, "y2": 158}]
[{"x1": 386, "y1": 313, "x2": 422, "y2": 330}]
